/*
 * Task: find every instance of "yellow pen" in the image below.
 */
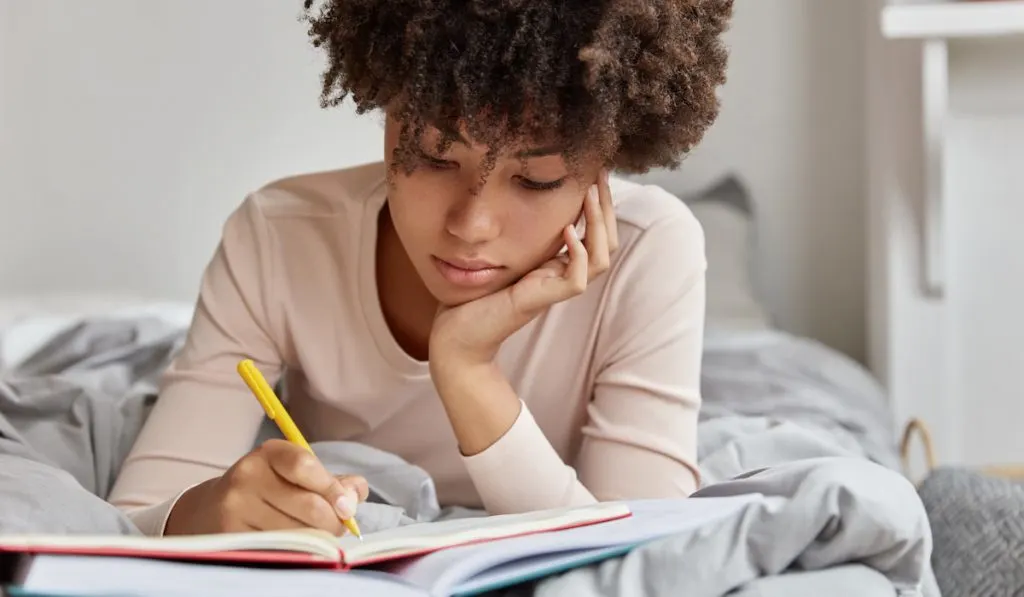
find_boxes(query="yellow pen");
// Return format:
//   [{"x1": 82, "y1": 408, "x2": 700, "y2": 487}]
[{"x1": 237, "y1": 359, "x2": 362, "y2": 540}]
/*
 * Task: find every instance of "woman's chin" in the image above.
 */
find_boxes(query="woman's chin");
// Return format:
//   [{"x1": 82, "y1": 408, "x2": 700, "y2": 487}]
[
  {"x1": 432, "y1": 286, "x2": 493, "y2": 308},
  {"x1": 426, "y1": 275, "x2": 513, "y2": 308}
]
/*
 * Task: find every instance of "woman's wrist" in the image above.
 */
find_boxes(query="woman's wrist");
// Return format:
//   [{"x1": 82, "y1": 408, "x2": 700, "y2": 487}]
[
  {"x1": 163, "y1": 478, "x2": 217, "y2": 536},
  {"x1": 427, "y1": 329, "x2": 501, "y2": 373},
  {"x1": 428, "y1": 356, "x2": 522, "y2": 457},
  {"x1": 428, "y1": 348, "x2": 499, "y2": 389}
]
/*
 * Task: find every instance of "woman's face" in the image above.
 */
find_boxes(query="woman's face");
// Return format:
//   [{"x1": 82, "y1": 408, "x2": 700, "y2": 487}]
[{"x1": 383, "y1": 114, "x2": 601, "y2": 307}]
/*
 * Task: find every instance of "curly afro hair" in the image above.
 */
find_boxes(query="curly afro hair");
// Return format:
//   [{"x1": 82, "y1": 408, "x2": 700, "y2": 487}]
[{"x1": 301, "y1": 0, "x2": 733, "y2": 177}]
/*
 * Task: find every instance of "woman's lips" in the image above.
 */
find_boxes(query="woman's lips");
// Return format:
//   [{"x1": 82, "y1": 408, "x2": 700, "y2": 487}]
[{"x1": 432, "y1": 256, "x2": 504, "y2": 287}]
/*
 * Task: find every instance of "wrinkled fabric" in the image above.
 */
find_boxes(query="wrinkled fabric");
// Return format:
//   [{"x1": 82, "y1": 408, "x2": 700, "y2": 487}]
[{"x1": 0, "y1": 317, "x2": 938, "y2": 596}]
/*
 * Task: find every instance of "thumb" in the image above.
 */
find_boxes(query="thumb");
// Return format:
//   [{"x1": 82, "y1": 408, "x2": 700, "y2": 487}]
[{"x1": 329, "y1": 474, "x2": 369, "y2": 519}]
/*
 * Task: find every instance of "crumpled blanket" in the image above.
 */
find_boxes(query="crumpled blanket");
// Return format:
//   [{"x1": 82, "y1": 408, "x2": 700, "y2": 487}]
[
  {"x1": 697, "y1": 326, "x2": 902, "y2": 483},
  {"x1": 0, "y1": 316, "x2": 939, "y2": 596},
  {"x1": 0, "y1": 317, "x2": 177, "y2": 535}
]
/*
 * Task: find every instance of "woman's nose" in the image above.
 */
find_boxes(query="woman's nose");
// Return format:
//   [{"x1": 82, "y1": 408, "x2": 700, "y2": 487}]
[{"x1": 445, "y1": 189, "x2": 502, "y2": 245}]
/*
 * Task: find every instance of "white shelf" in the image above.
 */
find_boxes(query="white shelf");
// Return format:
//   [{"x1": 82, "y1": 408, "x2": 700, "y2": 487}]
[{"x1": 882, "y1": 0, "x2": 1024, "y2": 39}]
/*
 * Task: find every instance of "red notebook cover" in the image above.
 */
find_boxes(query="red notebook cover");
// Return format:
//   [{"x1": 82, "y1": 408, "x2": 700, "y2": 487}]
[{"x1": 0, "y1": 508, "x2": 632, "y2": 571}]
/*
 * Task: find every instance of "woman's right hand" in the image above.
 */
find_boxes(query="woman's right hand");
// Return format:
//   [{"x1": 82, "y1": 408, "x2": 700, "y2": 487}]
[{"x1": 163, "y1": 439, "x2": 368, "y2": 536}]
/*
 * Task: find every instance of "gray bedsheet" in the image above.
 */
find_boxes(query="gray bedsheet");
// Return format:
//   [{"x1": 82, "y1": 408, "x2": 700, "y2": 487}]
[
  {"x1": 523, "y1": 328, "x2": 938, "y2": 597},
  {"x1": 0, "y1": 317, "x2": 938, "y2": 596}
]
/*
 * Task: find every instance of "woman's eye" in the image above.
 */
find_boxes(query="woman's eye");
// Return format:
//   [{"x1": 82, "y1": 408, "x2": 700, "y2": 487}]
[{"x1": 518, "y1": 176, "x2": 566, "y2": 192}]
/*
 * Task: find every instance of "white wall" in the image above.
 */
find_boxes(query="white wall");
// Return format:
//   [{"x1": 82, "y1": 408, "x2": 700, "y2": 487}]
[
  {"x1": 0, "y1": 1, "x2": 868, "y2": 360},
  {"x1": 1, "y1": 2, "x2": 12, "y2": 195},
  {"x1": 866, "y1": 0, "x2": 1024, "y2": 469},
  {"x1": 947, "y1": 37, "x2": 1024, "y2": 466},
  {"x1": 640, "y1": 0, "x2": 867, "y2": 360},
  {"x1": 0, "y1": 0, "x2": 384, "y2": 301}
]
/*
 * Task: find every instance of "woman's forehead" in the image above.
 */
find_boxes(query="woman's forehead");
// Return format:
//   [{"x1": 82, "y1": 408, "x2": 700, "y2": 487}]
[{"x1": 419, "y1": 122, "x2": 566, "y2": 157}]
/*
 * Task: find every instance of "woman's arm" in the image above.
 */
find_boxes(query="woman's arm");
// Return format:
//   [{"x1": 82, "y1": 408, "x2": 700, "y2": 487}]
[
  {"x1": 575, "y1": 218, "x2": 705, "y2": 499},
  {"x1": 108, "y1": 196, "x2": 284, "y2": 535},
  {"x1": 432, "y1": 360, "x2": 599, "y2": 510},
  {"x1": 435, "y1": 209, "x2": 706, "y2": 514}
]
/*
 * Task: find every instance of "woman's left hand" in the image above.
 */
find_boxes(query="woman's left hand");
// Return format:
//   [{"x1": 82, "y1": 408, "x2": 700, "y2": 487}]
[{"x1": 429, "y1": 171, "x2": 619, "y2": 370}]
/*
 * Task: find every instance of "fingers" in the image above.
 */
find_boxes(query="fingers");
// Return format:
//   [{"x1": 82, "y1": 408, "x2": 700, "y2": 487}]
[
  {"x1": 333, "y1": 474, "x2": 369, "y2": 520},
  {"x1": 263, "y1": 440, "x2": 337, "y2": 496},
  {"x1": 238, "y1": 499, "x2": 308, "y2": 532},
  {"x1": 562, "y1": 224, "x2": 589, "y2": 294},
  {"x1": 337, "y1": 474, "x2": 370, "y2": 503},
  {"x1": 218, "y1": 462, "x2": 337, "y2": 533},
  {"x1": 257, "y1": 485, "x2": 345, "y2": 534},
  {"x1": 598, "y1": 169, "x2": 619, "y2": 253},
  {"x1": 545, "y1": 169, "x2": 617, "y2": 301},
  {"x1": 582, "y1": 185, "x2": 610, "y2": 279},
  {"x1": 261, "y1": 440, "x2": 363, "y2": 525},
  {"x1": 509, "y1": 169, "x2": 618, "y2": 313},
  {"x1": 580, "y1": 169, "x2": 617, "y2": 282}
]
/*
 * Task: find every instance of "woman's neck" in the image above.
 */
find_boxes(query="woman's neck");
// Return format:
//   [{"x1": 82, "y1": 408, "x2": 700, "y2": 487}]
[{"x1": 375, "y1": 204, "x2": 438, "y2": 362}]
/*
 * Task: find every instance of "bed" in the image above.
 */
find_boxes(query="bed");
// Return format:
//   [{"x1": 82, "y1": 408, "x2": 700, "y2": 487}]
[{"x1": 0, "y1": 176, "x2": 940, "y2": 596}]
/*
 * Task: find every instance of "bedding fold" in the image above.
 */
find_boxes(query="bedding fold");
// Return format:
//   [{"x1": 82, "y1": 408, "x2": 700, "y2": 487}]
[{"x1": 0, "y1": 316, "x2": 938, "y2": 596}]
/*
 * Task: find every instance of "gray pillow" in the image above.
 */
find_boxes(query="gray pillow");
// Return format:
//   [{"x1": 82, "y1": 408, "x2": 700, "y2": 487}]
[{"x1": 681, "y1": 176, "x2": 771, "y2": 330}]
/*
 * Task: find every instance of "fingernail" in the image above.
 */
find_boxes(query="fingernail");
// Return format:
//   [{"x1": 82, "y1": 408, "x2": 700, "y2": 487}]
[
  {"x1": 588, "y1": 185, "x2": 599, "y2": 203},
  {"x1": 567, "y1": 224, "x2": 580, "y2": 240},
  {"x1": 335, "y1": 493, "x2": 358, "y2": 519}
]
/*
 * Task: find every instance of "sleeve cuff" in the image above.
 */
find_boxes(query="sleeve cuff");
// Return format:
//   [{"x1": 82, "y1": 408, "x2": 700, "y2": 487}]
[
  {"x1": 461, "y1": 401, "x2": 596, "y2": 514},
  {"x1": 122, "y1": 484, "x2": 198, "y2": 536}
]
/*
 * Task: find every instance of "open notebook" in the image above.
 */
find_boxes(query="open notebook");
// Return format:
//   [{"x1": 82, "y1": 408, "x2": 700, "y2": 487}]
[
  {"x1": 0, "y1": 501, "x2": 631, "y2": 570},
  {"x1": 6, "y1": 495, "x2": 760, "y2": 597}
]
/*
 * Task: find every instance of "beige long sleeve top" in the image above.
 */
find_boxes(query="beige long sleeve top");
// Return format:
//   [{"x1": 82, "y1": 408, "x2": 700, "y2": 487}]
[{"x1": 107, "y1": 161, "x2": 707, "y2": 536}]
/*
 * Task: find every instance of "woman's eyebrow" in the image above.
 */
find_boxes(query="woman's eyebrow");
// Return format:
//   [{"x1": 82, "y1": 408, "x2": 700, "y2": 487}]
[
  {"x1": 433, "y1": 127, "x2": 563, "y2": 160},
  {"x1": 513, "y1": 145, "x2": 563, "y2": 159}
]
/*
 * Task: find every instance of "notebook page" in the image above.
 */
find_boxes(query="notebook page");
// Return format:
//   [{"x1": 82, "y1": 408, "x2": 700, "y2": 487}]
[
  {"x1": 389, "y1": 494, "x2": 762, "y2": 595},
  {"x1": 19, "y1": 555, "x2": 424, "y2": 597},
  {"x1": 338, "y1": 501, "x2": 630, "y2": 564}
]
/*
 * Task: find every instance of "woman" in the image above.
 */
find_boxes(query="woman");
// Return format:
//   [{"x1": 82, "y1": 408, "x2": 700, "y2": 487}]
[{"x1": 108, "y1": 0, "x2": 733, "y2": 536}]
